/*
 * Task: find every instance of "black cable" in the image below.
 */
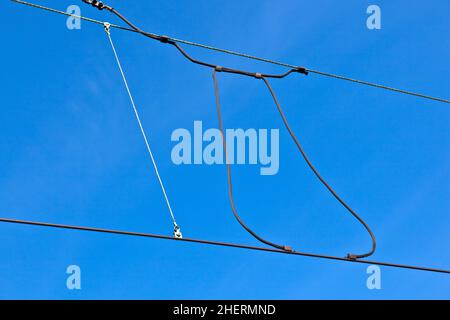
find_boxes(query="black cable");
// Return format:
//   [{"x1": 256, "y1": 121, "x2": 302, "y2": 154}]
[
  {"x1": 105, "y1": 5, "x2": 308, "y2": 78},
  {"x1": 6, "y1": 0, "x2": 446, "y2": 260},
  {"x1": 10, "y1": 0, "x2": 450, "y2": 104},
  {"x1": 10, "y1": 0, "x2": 378, "y2": 258},
  {"x1": 0, "y1": 217, "x2": 448, "y2": 275},
  {"x1": 101, "y1": 2, "x2": 314, "y2": 254},
  {"x1": 212, "y1": 69, "x2": 292, "y2": 252},
  {"x1": 261, "y1": 77, "x2": 376, "y2": 259},
  {"x1": 212, "y1": 67, "x2": 376, "y2": 259}
]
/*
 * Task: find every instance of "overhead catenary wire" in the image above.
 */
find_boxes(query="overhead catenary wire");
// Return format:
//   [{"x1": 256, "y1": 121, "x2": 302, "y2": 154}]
[
  {"x1": 94, "y1": 1, "x2": 377, "y2": 258},
  {"x1": 5, "y1": 0, "x2": 449, "y2": 271},
  {"x1": 4, "y1": 0, "x2": 440, "y2": 258},
  {"x1": 0, "y1": 217, "x2": 449, "y2": 275},
  {"x1": 10, "y1": 0, "x2": 450, "y2": 104},
  {"x1": 6, "y1": 0, "x2": 378, "y2": 259},
  {"x1": 7, "y1": 0, "x2": 375, "y2": 259},
  {"x1": 104, "y1": 23, "x2": 182, "y2": 238}
]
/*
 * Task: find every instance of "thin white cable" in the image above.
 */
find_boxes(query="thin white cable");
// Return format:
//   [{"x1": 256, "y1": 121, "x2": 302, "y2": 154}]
[{"x1": 104, "y1": 23, "x2": 182, "y2": 238}]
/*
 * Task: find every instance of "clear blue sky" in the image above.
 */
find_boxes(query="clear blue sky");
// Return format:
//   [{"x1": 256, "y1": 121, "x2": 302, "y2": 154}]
[{"x1": 0, "y1": 0, "x2": 449, "y2": 299}]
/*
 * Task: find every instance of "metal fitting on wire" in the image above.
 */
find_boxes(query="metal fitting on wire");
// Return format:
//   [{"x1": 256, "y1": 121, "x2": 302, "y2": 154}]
[
  {"x1": 174, "y1": 224, "x2": 183, "y2": 239},
  {"x1": 158, "y1": 35, "x2": 175, "y2": 45},
  {"x1": 82, "y1": 0, "x2": 111, "y2": 11},
  {"x1": 295, "y1": 66, "x2": 309, "y2": 75},
  {"x1": 103, "y1": 22, "x2": 111, "y2": 34}
]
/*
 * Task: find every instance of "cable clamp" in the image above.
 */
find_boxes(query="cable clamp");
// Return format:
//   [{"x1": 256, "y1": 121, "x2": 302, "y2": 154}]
[
  {"x1": 215, "y1": 66, "x2": 224, "y2": 72},
  {"x1": 283, "y1": 245, "x2": 294, "y2": 252},
  {"x1": 346, "y1": 253, "x2": 358, "y2": 260},
  {"x1": 103, "y1": 22, "x2": 111, "y2": 35},
  {"x1": 173, "y1": 223, "x2": 183, "y2": 239},
  {"x1": 254, "y1": 73, "x2": 263, "y2": 79},
  {"x1": 159, "y1": 35, "x2": 174, "y2": 44},
  {"x1": 295, "y1": 66, "x2": 309, "y2": 75},
  {"x1": 82, "y1": 0, "x2": 109, "y2": 10}
]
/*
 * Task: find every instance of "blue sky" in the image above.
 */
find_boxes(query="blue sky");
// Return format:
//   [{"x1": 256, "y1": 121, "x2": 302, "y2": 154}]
[{"x1": 0, "y1": 0, "x2": 449, "y2": 299}]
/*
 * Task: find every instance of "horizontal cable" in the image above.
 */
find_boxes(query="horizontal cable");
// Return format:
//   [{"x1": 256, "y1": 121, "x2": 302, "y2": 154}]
[
  {"x1": 0, "y1": 217, "x2": 449, "y2": 275},
  {"x1": 7, "y1": 0, "x2": 450, "y2": 275},
  {"x1": 11, "y1": 0, "x2": 450, "y2": 104}
]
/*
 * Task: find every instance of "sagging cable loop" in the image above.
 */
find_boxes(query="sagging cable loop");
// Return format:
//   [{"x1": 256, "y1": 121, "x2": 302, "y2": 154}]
[
  {"x1": 261, "y1": 77, "x2": 376, "y2": 259},
  {"x1": 88, "y1": 2, "x2": 376, "y2": 258},
  {"x1": 212, "y1": 69, "x2": 293, "y2": 253}
]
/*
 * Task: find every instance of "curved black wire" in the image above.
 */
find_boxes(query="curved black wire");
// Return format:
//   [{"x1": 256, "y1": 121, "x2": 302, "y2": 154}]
[
  {"x1": 212, "y1": 69, "x2": 376, "y2": 259},
  {"x1": 12, "y1": 1, "x2": 450, "y2": 103},
  {"x1": 212, "y1": 69, "x2": 293, "y2": 252},
  {"x1": 86, "y1": 2, "x2": 376, "y2": 258},
  {"x1": 102, "y1": 4, "x2": 306, "y2": 253},
  {"x1": 261, "y1": 77, "x2": 377, "y2": 259},
  {"x1": 97, "y1": 5, "x2": 309, "y2": 78}
]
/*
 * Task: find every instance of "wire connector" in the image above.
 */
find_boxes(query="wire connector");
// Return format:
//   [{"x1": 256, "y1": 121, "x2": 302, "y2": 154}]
[
  {"x1": 103, "y1": 22, "x2": 111, "y2": 35},
  {"x1": 158, "y1": 35, "x2": 175, "y2": 45},
  {"x1": 173, "y1": 224, "x2": 182, "y2": 239},
  {"x1": 294, "y1": 66, "x2": 309, "y2": 75},
  {"x1": 346, "y1": 253, "x2": 358, "y2": 260}
]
